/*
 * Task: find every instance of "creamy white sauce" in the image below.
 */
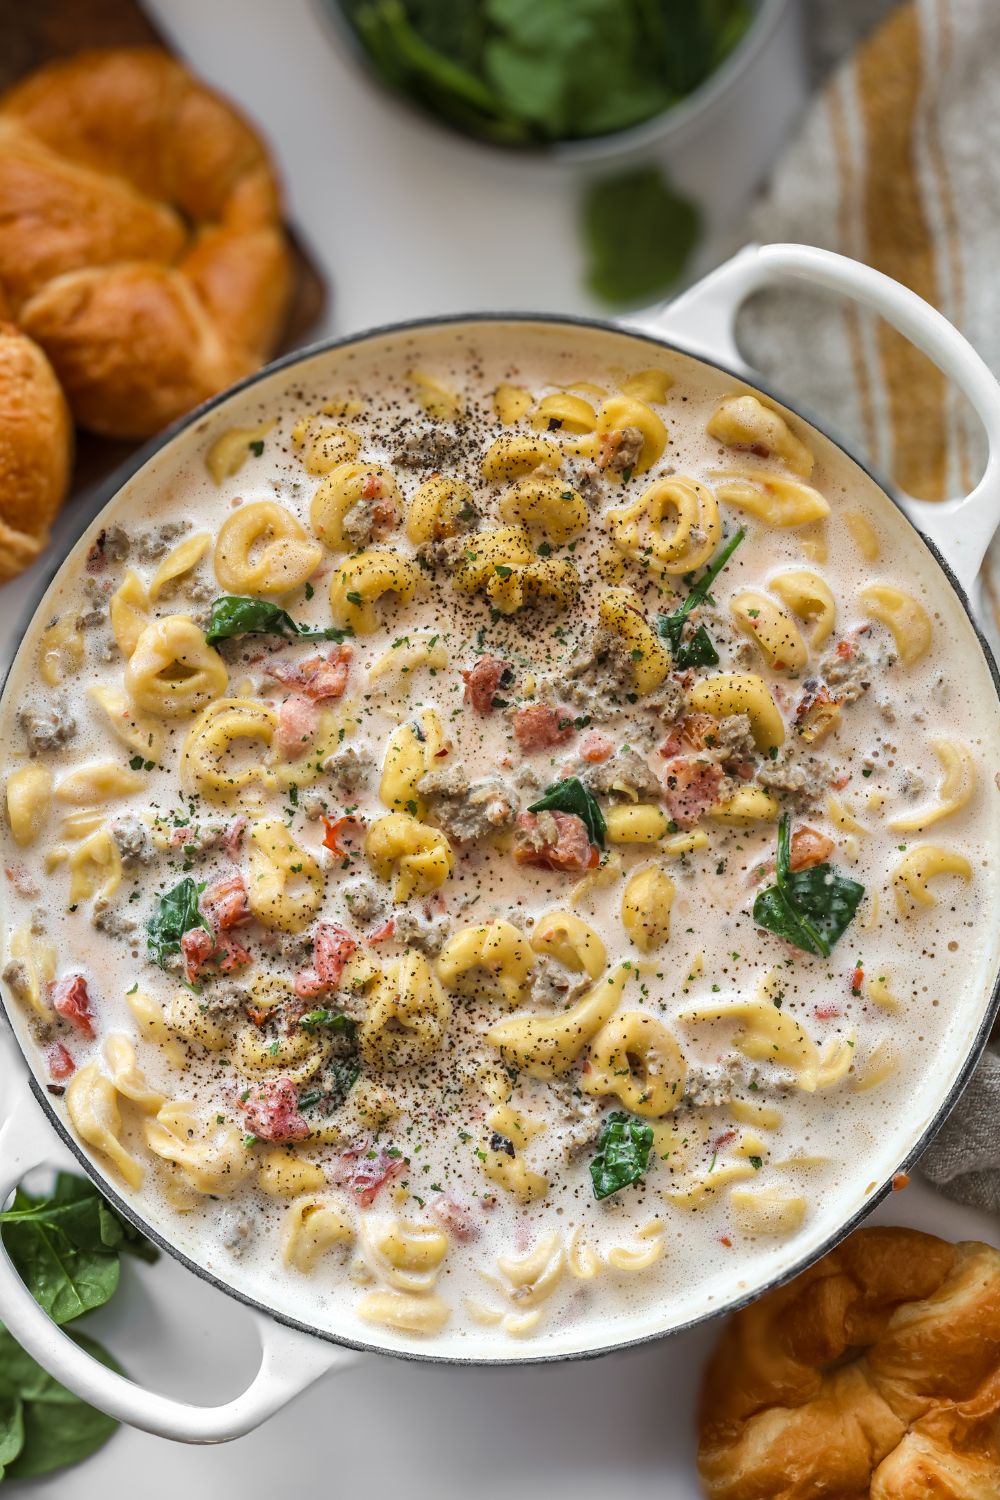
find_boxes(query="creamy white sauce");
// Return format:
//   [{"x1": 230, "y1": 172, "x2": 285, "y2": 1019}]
[{"x1": 2, "y1": 322, "x2": 997, "y2": 1360}]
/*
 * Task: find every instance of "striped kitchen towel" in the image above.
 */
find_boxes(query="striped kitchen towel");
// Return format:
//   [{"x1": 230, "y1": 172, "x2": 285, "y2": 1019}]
[
  {"x1": 735, "y1": 0, "x2": 1000, "y2": 1212},
  {"x1": 736, "y1": 0, "x2": 1000, "y2": 647}
]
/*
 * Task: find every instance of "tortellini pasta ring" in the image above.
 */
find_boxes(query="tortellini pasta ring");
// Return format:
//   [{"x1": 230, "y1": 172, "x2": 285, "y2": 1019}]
[
  {"x1": 247, "y1": 818, "x2": 324, "y2": 932},
  {"x1": 214, "y1": 500, "x2": 323, "y2": 596},
  {"x1": 437, "y1": 920, "x2": 534, "y2": 1006},
  {"x1": 88, "y1": 684, "x2": 166, "y2": 763},
  {"x1": 530, "y1": 910, "x2": 606, "y2": 980},
  {"x1": 329, "y1": 548, "x2": 421, "y2": 635},
  {"x1": 707, "y1": 394, "x2": 814, "y2": 477},
  {"x1": 606, "y1": 476, "x2": 721, "y2": 577},
  {"x1": 282, "y1": 1198, "x2": 354, "y2": 1272},
  {"x1": 378, "y1": 709, "x2": 446, "y2": 819},
  {"x1": 480, "y1": 434, "x2": 561, "y2": 481},
  {"x1": 364, "y1": 1218, "x2": 449, "y2": 1293},
  {"x1": 893, "y1": 844, "x2": 972, "y2": 911},
  {"x1": 621, "y1": 865, "x2": 675, "y2": 953},
  {"x1": 528, "y1": 393, "x2": 596, "y2": 435},
  {"x1": 54, "y1": 761, "x2": 145, "y2": 804},
  {"x1": 181, "y1": 698, "x2": 279, "y2": 802},
  {"x1": 6, "y1": 765, "x2": 52, "y2": 847},
  {"x1": 497, "y1": 476, "x2": 588, "y2": 544},
  {"x1": 360, "y1": 950, "x2": 453, "y2": 1068},
  {"x1": 769, "y1": 569, "x2": 836, "y2": 648},
  {"x1": 711, "y1": 469, "x2": 830, "y2": 527},
  {"x1": 38, "y1": 616, "x2": 84, "y2": 687},
  {"x1": 310, "y1": 461, "x2": 401, "y2": 551},
  {"x1": 487, "y1": 962, "x2": 632, "y2": 1078},
  {"x1": 66, "y1": 1063, "x2": 144, "y2": 1190},
  {"x1": 144, "y1": 1101, "x2": 254, "y2": 1197},
  {"x1": 597, "y1": 590, "x2": 671, "y2": 693},
  {"x1": 687, "y1": 673, "x2": 785, "y2": 752},
  {"x1": 582, "y1": 1011, "x2": 686, "y2": 1118},
  {"x1": 404, "y1": 476, "x2": 476, "y2": 545},
  {"x1": 364, "y1": 812, "x2": 454, "y2": 903},
  {"x1": 591, "y1": 395, "x2": 667, "y2": 473},
  {"x1": 888, "y1": 740, "x2": 977, "y2": 833},
  {"x1": 292, "y1": 418, "x2": 362, "y2": 475},
  {"x1": 124, "y1": 616, "x2": 228, "y2": 719},
  {"x1": 860, "y1": 582, "x2": 932, "y2": 666},
  {"x1": 729, "y1": 591, "x2": 808, "y2": 672}
]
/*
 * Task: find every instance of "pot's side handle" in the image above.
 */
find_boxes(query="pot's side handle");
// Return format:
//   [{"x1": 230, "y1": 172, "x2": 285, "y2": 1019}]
[
  {"x1": 631, "y1": 242, "x2": 1000, "y2": 594},
  {"x1": 0, "y1": 1075, "x2": 358, "y2": 1444}
]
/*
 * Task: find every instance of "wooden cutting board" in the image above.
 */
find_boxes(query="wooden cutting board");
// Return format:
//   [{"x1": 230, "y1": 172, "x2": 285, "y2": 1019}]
[{"x1": 0, "y1": 0, "x2": 328, "y2": 497}]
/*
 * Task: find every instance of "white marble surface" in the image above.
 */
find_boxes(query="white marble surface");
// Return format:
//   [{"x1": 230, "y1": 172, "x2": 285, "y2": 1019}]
[{"x1": 3, "y1": 3, "x2": 996, "y2": 1495}]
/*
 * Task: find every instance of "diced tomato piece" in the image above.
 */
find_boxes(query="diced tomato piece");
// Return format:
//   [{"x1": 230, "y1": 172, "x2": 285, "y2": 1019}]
[
  {"x1": 331, "y1": 1144, "x2": 405, "y2": 1207},
  {"x1": 829, "y1": 773, "x2": 850, "y2": 792},
  {"x1": 223, "y1": 816, "x2": 248, "y2": 858},
  {"x1": 462, "y1": 654, "x2": 511, "y2": 715},
  {"x1": 202, "y1": 872, "x2": 250, "y2": 931},
  {"x1": 719, "y1": 1235, "x2": 733, "y2": 1248},
  {"x1": 660, "y1": 758, "x2": 724, "y2": 830},
  {"x1": 322, "y1": 814, "x2": 366, "y2": 856},
  {"x1": 789, "y1": 827, "x2": 834, "y2": 871},
  {"x1": 361, "y1": 472, "x2": 383, "y2": 500},
  {"x1": 849, "y1": 964, "x2": 865, "y2": 996},
  {"x1": 315, "y1": 923, "x2": 358, "y2": 987},
  {"x1": 276, "y1": 693, "x2": 319, "y2": 758},
  {"x1": 367, "y1": 918, "x2": 396, "y2": 946},
  {"x1": 181, "y1": 925, "x2": 215, "y2": 985},
  {"x1": 240, "y1": 1078, "x2": 310, "y2": 1143},
  {"x1": 814, "y1": 1003, "x2": 842, "y2": 1020},
  {"x1": 579, "y1": 729, "x2": 613, "y2": 763},
  {"x1": 5, "y1": 864, "x2": 39, "y2": 898},
  {"x1": 430, "y1": 1192, "x2": 480, "y2": 1241},
  {"x1": 835, "y1": 639, "x2": 854, "y2": 660},
  {"x1": 293, "y1": 968, "x2": 327, "y2": 999},
  {"x1": 48, "y1": 975, "x2": 95, "y2": 1038},
  {"x1": 266, "y1": 646, "x2": 352, "y2": 702},
  {"x1": 45, "y1": 1041, "x2": 76, "y2": 1081},
  {"x1": 711, "y1": 1129, "x2": 737, "y2": 1150},
  {"x1": 215, "y1": 931, "x2": 251, "y2": 973},
  {"x1": 513, "y1": 811, "x2": 597, "y2": 872},
  {"x1": 513, "y1": 703, "x2": 576, "y2": 754},
  {"x1": 659, "y1": 714, "x2": 719, "y2": 758}
]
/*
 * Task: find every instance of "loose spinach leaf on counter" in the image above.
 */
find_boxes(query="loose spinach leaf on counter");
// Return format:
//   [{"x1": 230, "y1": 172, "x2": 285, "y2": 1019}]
[
  {"x1": 753, "y1": 813, "x2": 865, "y2": 958},
  {"x1": 656, "y1": 526, "x2": 744, "y2": 667},
  {"x1": 582, "y1": 166, "x2": 700, "y2": 308},
  {"x1": 590, "y1": 1112, "x2": 653, "y2": 1200},
  {"x1": 0, "y1": 1329, "x2": 122, "y2": 1481},
  {"x1": 204, "y1": 596, "x2": 355, "y2": 648},
  {"x1": 298, "y1": 1009, "x2": 358, "y2": 1037},
  {"x1": 528, "y1": 776, "x2": 606, "y2": 848},
  {"x1": 146, "y1": 877, "x2": 211, "y2": 971},
  {"x1": 1, "y1": 1175, "x2": 157, "y2": 1327},
  {"x1": 0, "y1": 1172, "x2": 157, "y2": 1481}
]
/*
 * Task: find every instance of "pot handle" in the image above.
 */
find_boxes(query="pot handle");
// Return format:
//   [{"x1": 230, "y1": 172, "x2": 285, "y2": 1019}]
[
  {"x1": 630, "y1": 242, "x2": 1000, "y2": 594},
  {"x1": 0, "y1": 1075, "x2": 359, "y2": 1444}
]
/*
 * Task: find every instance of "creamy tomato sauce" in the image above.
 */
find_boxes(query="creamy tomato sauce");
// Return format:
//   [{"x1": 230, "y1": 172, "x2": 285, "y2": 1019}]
[{"x1": 1, "y1": 322, "x2": 997, "y2": 1357}]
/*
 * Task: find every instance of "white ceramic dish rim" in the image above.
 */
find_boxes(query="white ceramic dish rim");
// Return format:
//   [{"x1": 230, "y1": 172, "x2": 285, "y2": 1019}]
[{"x1": 0, "y1": 243, "x2": 999, "y2": 1443}]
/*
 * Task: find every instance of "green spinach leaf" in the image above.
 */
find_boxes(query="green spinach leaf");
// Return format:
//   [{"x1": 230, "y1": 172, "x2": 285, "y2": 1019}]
[
  {"x1": 656, "y1": 526, "x2": 744, "y2": 667},
  {"x1": 204, "y1": 596, "x2": 354, "y2": 648},
  {"x1": 146, "y1": 878, "x2": 211, "y2": 971},
  {"x1": 0, "y1": 1328, "x2": 121, "y2": 1480},
  {"x1": 753, "y1": 814, "x2": 865, "y2": 957},
  {"x1": 297, "y1": 1009, "x2": 357, "y2": 1037},
  {"x1": 528, "y1": 776, "x2": 606, "y2": 848},
  {"x1": 0, "y1": 1175, "x2": 157, "y2": 1325},
  {"x1": 590, "y1": 1111, "x2": 653, "y2": 1200},
  {"x1": 0, "y1": 1396, "x2": 24, "y2": 1479},
  {"x1": 582, "y1": 166, "x2": 700, "y2": 308}
]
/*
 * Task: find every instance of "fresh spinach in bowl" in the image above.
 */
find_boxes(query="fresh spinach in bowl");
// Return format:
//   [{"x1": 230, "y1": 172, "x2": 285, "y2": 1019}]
[{"x1": 337, "y1": 0, "x2": 753, "y2": 146}]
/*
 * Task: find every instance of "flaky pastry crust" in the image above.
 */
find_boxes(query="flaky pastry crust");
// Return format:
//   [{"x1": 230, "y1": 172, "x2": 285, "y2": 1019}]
[
  {"x1": 698, "y1": 1226, "x2": 1000, "y2": 1499},
  {"x1": 0, "y1": 48, "x2": 291, "y2": 441},
  {"x1": 0, "y1": 322, "x2": 72, "y2": 581}
]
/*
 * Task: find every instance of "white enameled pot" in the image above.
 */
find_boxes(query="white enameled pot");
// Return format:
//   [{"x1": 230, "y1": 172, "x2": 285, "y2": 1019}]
[{"x1": 1, "y1": 243, "x2": 999, "y2": 1443}]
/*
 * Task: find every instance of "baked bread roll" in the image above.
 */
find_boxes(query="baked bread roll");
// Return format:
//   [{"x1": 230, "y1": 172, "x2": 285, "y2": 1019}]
[
  {"x1": 698, "y1": 1226, "x2": 1000, "y2": 1499},
  {"x1": 0, "y1": 322, "x2": 72, "y2": 581},
  {"x1": 0, "y1": 48, "x2": 291, "y2": 440}
]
